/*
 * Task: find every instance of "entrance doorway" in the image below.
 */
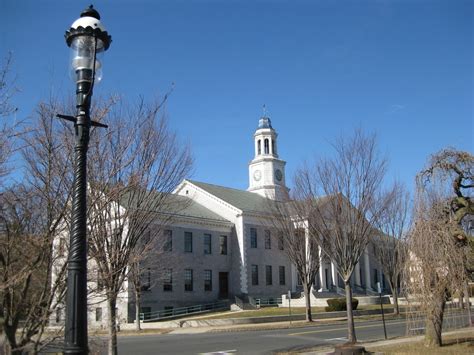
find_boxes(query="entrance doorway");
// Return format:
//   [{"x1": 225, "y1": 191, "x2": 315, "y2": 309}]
[{"x1": 219, "y1": 272, "x2": 229, "y2": 299}]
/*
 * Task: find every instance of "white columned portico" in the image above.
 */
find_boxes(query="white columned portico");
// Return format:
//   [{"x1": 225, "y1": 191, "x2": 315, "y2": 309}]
[
  {"x1": 318, "y1": 248, "x2": 327, "y2": 291},
  {"x1": 364, "y1": 248, "x2": 371, "y2": 291}
]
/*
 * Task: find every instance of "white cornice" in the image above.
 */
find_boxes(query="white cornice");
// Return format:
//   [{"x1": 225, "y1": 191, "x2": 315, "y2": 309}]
[{"x1": 175, "y1": 179, "x2": 243, "y2": 215}]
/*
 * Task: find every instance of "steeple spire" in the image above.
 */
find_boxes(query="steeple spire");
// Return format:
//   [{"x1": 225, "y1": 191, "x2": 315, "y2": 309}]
[{"x1": 248, "y1": 112, "x2": 288, "y2": 201}]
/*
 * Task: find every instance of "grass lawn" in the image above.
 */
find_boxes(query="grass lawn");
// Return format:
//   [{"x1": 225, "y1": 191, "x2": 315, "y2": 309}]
[
  {"x1": 200, "y1": 304, "x2": 391, "y2": 320},
  {"x1": 367, "y1": 333, "x2": 474, "y2": 354}
]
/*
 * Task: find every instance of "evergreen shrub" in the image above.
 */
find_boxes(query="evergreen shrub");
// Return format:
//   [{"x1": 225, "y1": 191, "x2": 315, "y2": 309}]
[{"x1": 325, "y1": 298, "x2": 359, "y2": 312}]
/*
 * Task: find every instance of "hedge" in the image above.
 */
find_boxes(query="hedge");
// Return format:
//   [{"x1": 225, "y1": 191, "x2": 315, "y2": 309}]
[{"x1": 325, "y1": 298, "x2": 359, "y2": 312}]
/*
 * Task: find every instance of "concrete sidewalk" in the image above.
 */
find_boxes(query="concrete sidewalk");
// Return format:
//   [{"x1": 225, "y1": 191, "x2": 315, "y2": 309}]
[
  {"x1": 120, "y1": 308, "x2": 395, "y2": 331},
  {"x1": 298, "y1": 327, "x2": 474, "y2": 355}
]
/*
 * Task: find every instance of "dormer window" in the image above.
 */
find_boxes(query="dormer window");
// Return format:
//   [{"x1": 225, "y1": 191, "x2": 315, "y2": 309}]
[{"x1": 264, "y1": 139, "x2": 269, "y2": 154}]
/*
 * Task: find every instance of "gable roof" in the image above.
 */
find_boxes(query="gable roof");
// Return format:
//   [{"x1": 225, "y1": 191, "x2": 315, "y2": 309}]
[
  {"x1": 119, "y1": 188, "x2": 229, "y2": 222},
  {"x1": 187, "y1": 180, "x2": 277, "y2": 214}
]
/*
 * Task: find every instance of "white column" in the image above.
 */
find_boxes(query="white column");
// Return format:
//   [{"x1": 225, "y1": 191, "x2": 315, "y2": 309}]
[
  {"x1": 331, "y1": 262, "x2": 337, "y2": 289},
  {"x1": 355, "y1": 261, "x2": 361, "y2": 286},
  {"x1": 318, "y1": 248, "x2": 327, "y2": 291},
  {"x1": 364, "y1": 248, "x2": 371, "y2": 291}
]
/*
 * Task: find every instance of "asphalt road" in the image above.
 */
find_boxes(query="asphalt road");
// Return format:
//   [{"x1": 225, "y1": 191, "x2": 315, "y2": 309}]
[
  {"x1": 114, "y1": 318, "x2": 407, "y2": 355},
  {"x1": 40, "y1": 311, "x2": 471, "y2": 354}
]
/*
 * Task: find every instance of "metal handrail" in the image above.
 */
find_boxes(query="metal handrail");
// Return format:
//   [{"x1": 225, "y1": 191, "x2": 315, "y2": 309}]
[
  {"x1": 253, "y1": 297, "x2": 283, "y2": 308},
  {"x1": 234, "y1": 295, "x2": 245, "y2": 310},
  {"x1": 139, "y1": 300, "x2": 229, "y2": 322}
]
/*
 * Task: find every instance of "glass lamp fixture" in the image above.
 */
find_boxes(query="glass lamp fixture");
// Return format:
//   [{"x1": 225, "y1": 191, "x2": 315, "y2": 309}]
[{"x1": 65, "y1": 5, "x2": 111, "y2": 83}]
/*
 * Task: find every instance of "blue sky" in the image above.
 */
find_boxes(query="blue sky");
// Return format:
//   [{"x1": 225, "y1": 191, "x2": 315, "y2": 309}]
[{"x1": 1, "y1": 0, "x2": 472, "y2": 194}]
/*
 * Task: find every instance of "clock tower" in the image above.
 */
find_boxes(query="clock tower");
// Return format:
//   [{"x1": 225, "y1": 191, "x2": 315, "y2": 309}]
[{"x1": 248, "y1": 116, "x2": 289, "y2": 201}]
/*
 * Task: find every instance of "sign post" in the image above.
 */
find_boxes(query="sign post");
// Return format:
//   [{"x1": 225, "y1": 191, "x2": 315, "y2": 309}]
[
  {"x1": 288, "y1": 290, "x2": 292, "y2": 326},
  {"x1": 377, "y1": 282, "x2": 387, "y2": 339}
]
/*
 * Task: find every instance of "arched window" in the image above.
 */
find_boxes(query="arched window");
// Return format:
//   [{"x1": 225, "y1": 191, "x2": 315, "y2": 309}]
[
  {"x1": 272, "y1": 140, "x2": 276, "y2": 155},
  {"x1": 264, "y1": 139, "x2": 269, "y2": 154},
  {"x1": 257, "y1": 140, "x2": 261, "y2": 155}
]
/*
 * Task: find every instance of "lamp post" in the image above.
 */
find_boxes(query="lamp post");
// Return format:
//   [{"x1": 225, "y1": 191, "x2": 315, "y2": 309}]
[{"x1": 60, "y1": 5, "x2": 111, "y2": 354}]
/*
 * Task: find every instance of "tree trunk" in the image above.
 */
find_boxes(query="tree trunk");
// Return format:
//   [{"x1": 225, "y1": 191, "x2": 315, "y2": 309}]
[
  {"x1": 392, "y1": 288, "x2": 399, "y2": 315},
  {"x1": 425, "y1": 296, "x2": 445, "y2": 347},
  {"x1": 303, "y1": 281, "x2": 313, "y2": 322},
  {"x1": 107, "y1": 296, "x2": 118, "y2": 355},
  {"x1": 344, "y1": 280, "x2": 357, "y2": 344},
  {"x1": 135, "y1": 288, "x2": 141, "y2": 331},
  {"x1": 4, "y1": 324, "x2": 21, "y2": 355}
]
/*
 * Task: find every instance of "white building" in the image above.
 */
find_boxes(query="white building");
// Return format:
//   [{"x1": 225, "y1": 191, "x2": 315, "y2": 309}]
[{"x1": 52, "y1": 116, "x2": 386, "y2": 327}]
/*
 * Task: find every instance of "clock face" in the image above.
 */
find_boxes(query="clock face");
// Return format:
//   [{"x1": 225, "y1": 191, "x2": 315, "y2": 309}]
[
  {"x1": 275, "y1": 169, "x2": 283, "y2": 182},
  {"x1": 253, "y1": 169, "x2": 262, "y2": 181}
]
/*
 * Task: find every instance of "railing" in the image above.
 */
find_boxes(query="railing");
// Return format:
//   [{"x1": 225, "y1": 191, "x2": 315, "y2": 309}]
[
  {"x1": 353, "y1": 284, "x2": 366, "y2": 294},
  {"x1": 250, "y1": 297, "x2": 283, "y2": 309},
  {"x1": 365, "y1": 288, "x2": 379, "y2": 296},
  {"x1": 234, "y1": 295, "x2": 245, "y2": 310},
  {"x1": 248, "y1": 296, "x2": 259, "y2": 309},
  {"x1": 139, "y1": 300, "x2": 229, "y2": 322}
]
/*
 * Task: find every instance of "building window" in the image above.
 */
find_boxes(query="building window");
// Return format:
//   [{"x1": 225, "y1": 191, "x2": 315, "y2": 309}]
[
  {"x1": 220, "y1": 235, "x2": 228, "y2": 255},
  {"x1": 95, "y1": 308, "x2": 102, "y2": 322},
  {"x1": 279, "y1": 266, "x2": 285, "y2": 285},
  {"x1": 251, "y1": 265, "x2": 259, "y2": 285},
  {"x1": 264, "y1": 230, "x2": 271, "y2": 249},
  {"x1": 278, "y1": 234, "x2": 284, "y2": 250},
  {"x1": 163, "y1": 268, "x2": 172, "y2": 292},
  {"x1": 264, "y1": 138, "x2": 269, "y2": 154},
  {"x1": 297, "y1": 273, "x2": 303, "y2": 286},
  {"x1": 184, "y1": 269, "x2": 193, "y2": 291},
  {"x1": 266, "y1": 265, "x2": 272, "y2": 285},
  {"x1": 163, "y1": 229, "x2": 172, "y2": 252},
  {"x1": 184, "y1": 232, "x2": 193, "y2": 253},
  {"x1": 250, "y1": 228, "x2": 257, "y2": 248},
  {"x1": 272, "y1": 140, "x2": 276, "y2": 155},
  {"x1": 374, "y1": 269, "x2": 378, "y2": 286},
  {"x1": 97, "y1": 270, "x2": 104, "y2": 291},
  {"x1": 141, "y1": 268, "x2": 151, "y2": 291},
  {"x1": 204, "y1": 270, "x2": 212, "y2": 291},
  {"x1": 257, "y1": 139, "x2": 261, "y2": 155},
  {"x1": 55, "y1": 308, "x2": 62, "y2": 323},
  {"x1": 204, "y1": 234, "x2": 212, "y2": 254}
]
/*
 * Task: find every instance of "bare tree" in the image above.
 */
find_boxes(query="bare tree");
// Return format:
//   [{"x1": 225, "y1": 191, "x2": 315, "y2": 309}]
[
  {"x1": 0, "y1": 52, "x2": 21, "y2": 186},
  {"x1": 419, "y1": 148, "x2": 473, "y2": 243},
  {"x1": 267, "y1": 199, "x2": 319, "y2": 321},
  {"x1": 128, "y1": 226, "x2": 179, "y2": 331},
  {"x1": 0, "y1": 53, "x2": 17, "y2": 118},
  {"x1": 406, "y1": 185, "x2": 467, "y2": 347},
  {"x1": 407, "y1": 148, "x2": 473, "y2": 346},
  {"x1": 0, "y1": 100, "x2": 72, "y2": 354},
  {"x1": 372, "y1": 182, "x2": 410, "y2": 315},
  {"x1": 86, "y1": 97, "x2": 192, "y2": 355},
  {"x1": 294, "y1": 130, "x2": 388, "y2": 344}
]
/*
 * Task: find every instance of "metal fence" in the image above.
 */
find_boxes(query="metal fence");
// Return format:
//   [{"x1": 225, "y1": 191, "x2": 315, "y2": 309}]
[
  {"x1": 139, "y1": 300, "x2": 229, "y2": 322},
  {"x1": 407, "y1": 301, "x2": 473, "y2": 336}
]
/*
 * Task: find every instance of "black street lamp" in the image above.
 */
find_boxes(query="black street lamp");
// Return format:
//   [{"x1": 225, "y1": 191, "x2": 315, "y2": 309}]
[{"x1": 60, "y1": 5, "x2": 111, "y2": 354}]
